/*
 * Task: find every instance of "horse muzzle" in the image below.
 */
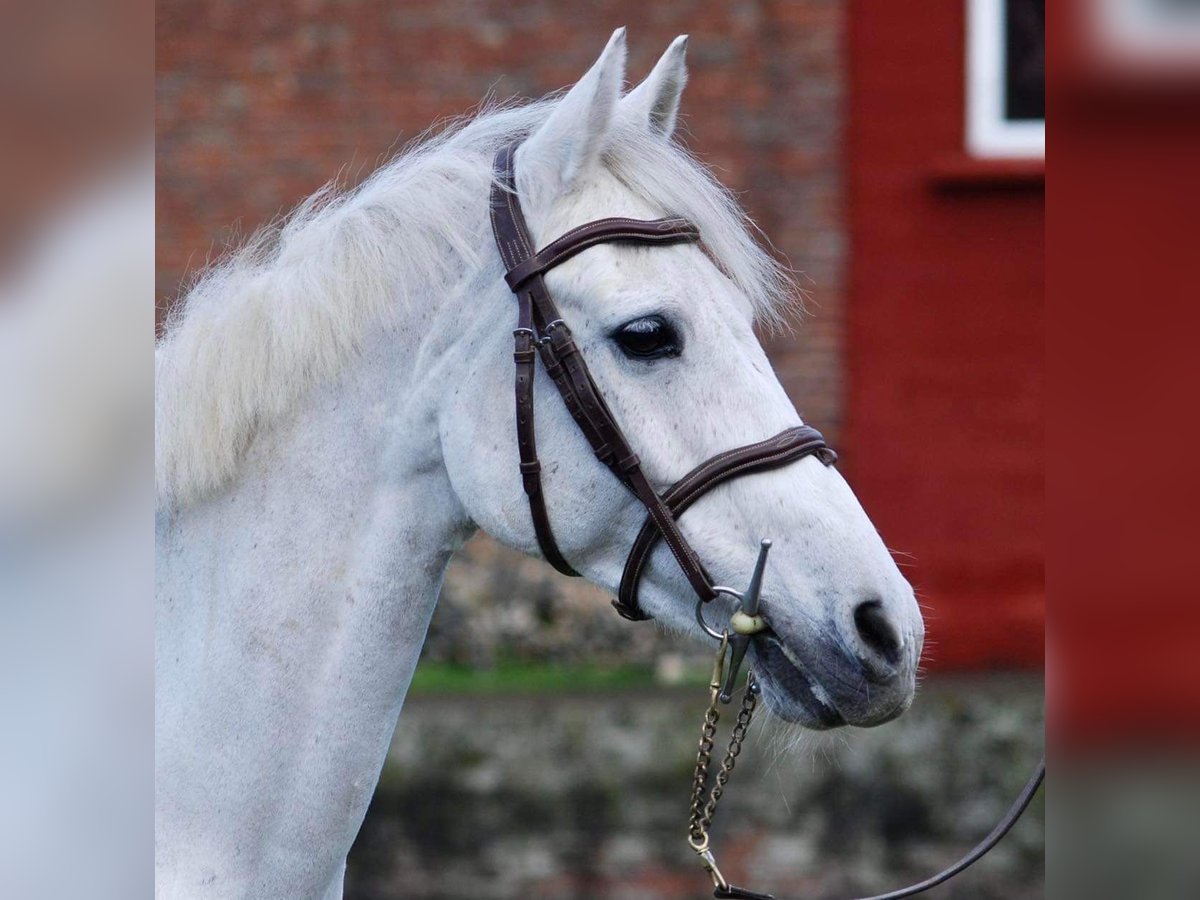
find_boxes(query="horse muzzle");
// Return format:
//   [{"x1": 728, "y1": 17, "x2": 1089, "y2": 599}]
[{"x1": 752, "y1": 617, "x2": 918, "y2": 728}]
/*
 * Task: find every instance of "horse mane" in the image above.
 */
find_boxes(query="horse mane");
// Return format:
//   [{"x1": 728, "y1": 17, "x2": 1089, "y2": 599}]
[{"x1": 156, "y1": 97, "x2": 800, "y2": 510}]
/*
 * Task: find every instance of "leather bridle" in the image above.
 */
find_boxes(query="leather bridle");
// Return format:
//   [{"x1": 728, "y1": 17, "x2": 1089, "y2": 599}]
[
  {"x1": 488, "y1": 140, "x2": 1043, "y2": 900},
  {"x1": 490, "y1": 142, "x2": 836, "y2": 623}
]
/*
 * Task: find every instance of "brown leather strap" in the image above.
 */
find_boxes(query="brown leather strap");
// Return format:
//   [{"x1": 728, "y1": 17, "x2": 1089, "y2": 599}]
[
  {"x1": 492, "y1": 145, "x2": 576, "y2": 575},
  {"x1": 614, "y1": 425, "x2": 835, "y2": 620},
  {"x1": 492, "y1": 143, "x2": 709, "y2": 591},
  {"x1": 534, "y1": 288, "x2": 716, "y2": 601},
  {"x1": 505, "y1": 216, "x2": 700, "y2": 290},
  {"x1": 513, "y1": 325, "x2": 579, "y2": 576}
]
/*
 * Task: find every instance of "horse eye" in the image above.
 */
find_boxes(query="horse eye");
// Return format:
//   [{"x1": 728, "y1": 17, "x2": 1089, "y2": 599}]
[{"x1": 613, "y1": 316, "x2": 681, "y2": 360}]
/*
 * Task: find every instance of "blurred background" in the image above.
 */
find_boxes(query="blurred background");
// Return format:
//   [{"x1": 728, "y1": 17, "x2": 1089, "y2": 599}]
[{"x1": 156, "y1": 1, "x2": 1044, "y2": 897}]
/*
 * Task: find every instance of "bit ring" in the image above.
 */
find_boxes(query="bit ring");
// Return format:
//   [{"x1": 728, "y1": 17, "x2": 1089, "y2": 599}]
[{"x1": 695, "y1": 586, "x2": 744, "y2": 641}]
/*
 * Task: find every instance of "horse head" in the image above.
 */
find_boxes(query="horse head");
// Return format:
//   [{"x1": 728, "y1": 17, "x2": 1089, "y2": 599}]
[{"x1": 441, "y1": 30, "x2": 924, "y2": 729}]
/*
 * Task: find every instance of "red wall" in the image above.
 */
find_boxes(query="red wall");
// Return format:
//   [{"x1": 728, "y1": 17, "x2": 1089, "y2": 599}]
[{"x1": 846, "y1": 1, "x2": 1044, "y2": 670}]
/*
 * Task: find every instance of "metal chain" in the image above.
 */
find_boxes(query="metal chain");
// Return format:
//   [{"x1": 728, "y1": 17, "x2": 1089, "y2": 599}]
[
  {"x1": 687, "y1": 691, "x2": 722, "y2": 846},
  {"x1": 701, "y1": 682, "x2": 757, "y2": 832},
  {"x1": 687, "y1": 634, "x2": 761, "y2": 894}
]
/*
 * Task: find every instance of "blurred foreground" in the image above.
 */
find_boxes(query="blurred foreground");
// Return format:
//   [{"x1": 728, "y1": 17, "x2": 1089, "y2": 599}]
[{"x1": 0, "y1": 3, "x2": 151, "y2": 895}]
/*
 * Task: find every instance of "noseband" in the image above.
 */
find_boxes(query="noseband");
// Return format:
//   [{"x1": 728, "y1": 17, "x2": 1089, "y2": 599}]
[{"x1": 488, "y1": 141, "x2": 1043, "y2": 900}]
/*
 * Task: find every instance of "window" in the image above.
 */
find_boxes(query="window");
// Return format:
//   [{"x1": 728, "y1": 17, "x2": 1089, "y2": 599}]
[{"x1": 967, "y1": 0, "x2": 1045, "y2": 158}]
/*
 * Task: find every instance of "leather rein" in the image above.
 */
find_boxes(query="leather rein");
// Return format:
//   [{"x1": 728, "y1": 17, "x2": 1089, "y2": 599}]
[{"x1": 489, "y1": 140, "x2": 1043, "y2": 899}]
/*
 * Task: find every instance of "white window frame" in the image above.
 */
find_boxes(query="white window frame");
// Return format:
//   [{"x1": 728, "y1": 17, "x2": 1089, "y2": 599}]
[{"x1": 966, "y1": 0, "x2": 1045, "y2": 158}]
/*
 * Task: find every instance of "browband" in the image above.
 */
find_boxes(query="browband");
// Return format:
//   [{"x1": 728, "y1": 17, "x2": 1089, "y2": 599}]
[
  {"x1": 504, "y1": 216, "x2": 700, "y2": 290},
  {"x1": 489, "y1": 141, "x2": 836, "y2": 621}
]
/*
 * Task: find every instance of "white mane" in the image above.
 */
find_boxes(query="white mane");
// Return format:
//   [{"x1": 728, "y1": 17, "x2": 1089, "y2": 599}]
[{"x1": 156, "y1": 97, "x2": 800, "y2": 510}]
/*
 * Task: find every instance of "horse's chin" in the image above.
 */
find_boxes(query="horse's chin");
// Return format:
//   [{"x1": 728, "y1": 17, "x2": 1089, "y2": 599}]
[{"x1": 751, "y1": 633, "x2": 848, "y2": 729}]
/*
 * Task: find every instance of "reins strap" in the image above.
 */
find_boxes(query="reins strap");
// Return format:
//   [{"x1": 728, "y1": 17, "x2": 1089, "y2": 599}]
[
  {"x1": 709, "y1": 758, "x2": 1046, "y2": 900},
  {"x1": 848, "y1": 759, "x2": 1045, "y2": 900}
]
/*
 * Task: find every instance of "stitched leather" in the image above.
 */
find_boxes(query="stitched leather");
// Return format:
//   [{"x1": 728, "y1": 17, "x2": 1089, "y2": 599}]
[
  {"x1": 505, "y1": 216, "x2": 700, "y2": 290},
  {"x1": 614, "y1": 425, "x2": 835, "y2": 620},
  {"x1": 489, "y1": 141, "x2": 837, "y2": 620}
]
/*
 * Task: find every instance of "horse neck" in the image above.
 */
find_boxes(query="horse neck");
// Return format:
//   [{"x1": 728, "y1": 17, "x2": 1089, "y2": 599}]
[{"x1": 155, "y1": 290, "x2": 478, "y2": 896}]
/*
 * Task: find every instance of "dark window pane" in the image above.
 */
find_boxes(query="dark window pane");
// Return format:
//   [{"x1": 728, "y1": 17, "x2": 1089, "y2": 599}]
[{"x1": 1005, "y1": 0, "x2": 1045, "y2": 121}]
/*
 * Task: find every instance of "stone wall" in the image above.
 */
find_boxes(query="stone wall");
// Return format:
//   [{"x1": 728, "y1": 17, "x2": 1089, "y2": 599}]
[
  {"x1": 427, "y1": 534, "x2": 674, "y2": 668},
  {"x1": 348, "y1": 675, "x2": 1044, "y2": 899}
]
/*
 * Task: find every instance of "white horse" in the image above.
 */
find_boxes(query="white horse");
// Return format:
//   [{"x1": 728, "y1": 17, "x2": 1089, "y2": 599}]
[{"x1": 156, "y1": 30, "x2": 924, "y2": 899}]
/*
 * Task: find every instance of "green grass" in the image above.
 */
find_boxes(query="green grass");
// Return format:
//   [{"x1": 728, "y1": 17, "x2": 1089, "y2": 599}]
[{"x1": 408, "y1": 660, "x2": 702, "y2": 695}]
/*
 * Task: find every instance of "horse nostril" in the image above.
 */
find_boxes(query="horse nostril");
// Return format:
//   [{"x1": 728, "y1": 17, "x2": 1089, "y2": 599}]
[{"x1": 853, "y1": 599, "x2": 903, "y2": 667}]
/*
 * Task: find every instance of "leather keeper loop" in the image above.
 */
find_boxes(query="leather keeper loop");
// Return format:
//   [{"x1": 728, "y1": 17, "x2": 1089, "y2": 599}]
[
  {"x1": 617, "y1": 452, "x2": 641, "y2": 473},
  {"x1": 553, "y1": 340, "x2": 580, "y2": 360}
]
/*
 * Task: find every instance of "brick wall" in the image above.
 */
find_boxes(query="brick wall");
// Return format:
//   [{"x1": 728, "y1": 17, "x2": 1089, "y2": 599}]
[{"x1": 156, "y1": 0, "x2": 846, "y2": 433}]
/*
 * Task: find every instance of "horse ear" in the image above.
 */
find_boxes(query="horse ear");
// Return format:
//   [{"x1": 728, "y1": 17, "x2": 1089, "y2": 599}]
[
  {"x1": 620, "y1": 35, "x2": 688, "y2": 139},
  {"x1": 518, "y1": 28, "x2": 627, "y2": 198}
]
